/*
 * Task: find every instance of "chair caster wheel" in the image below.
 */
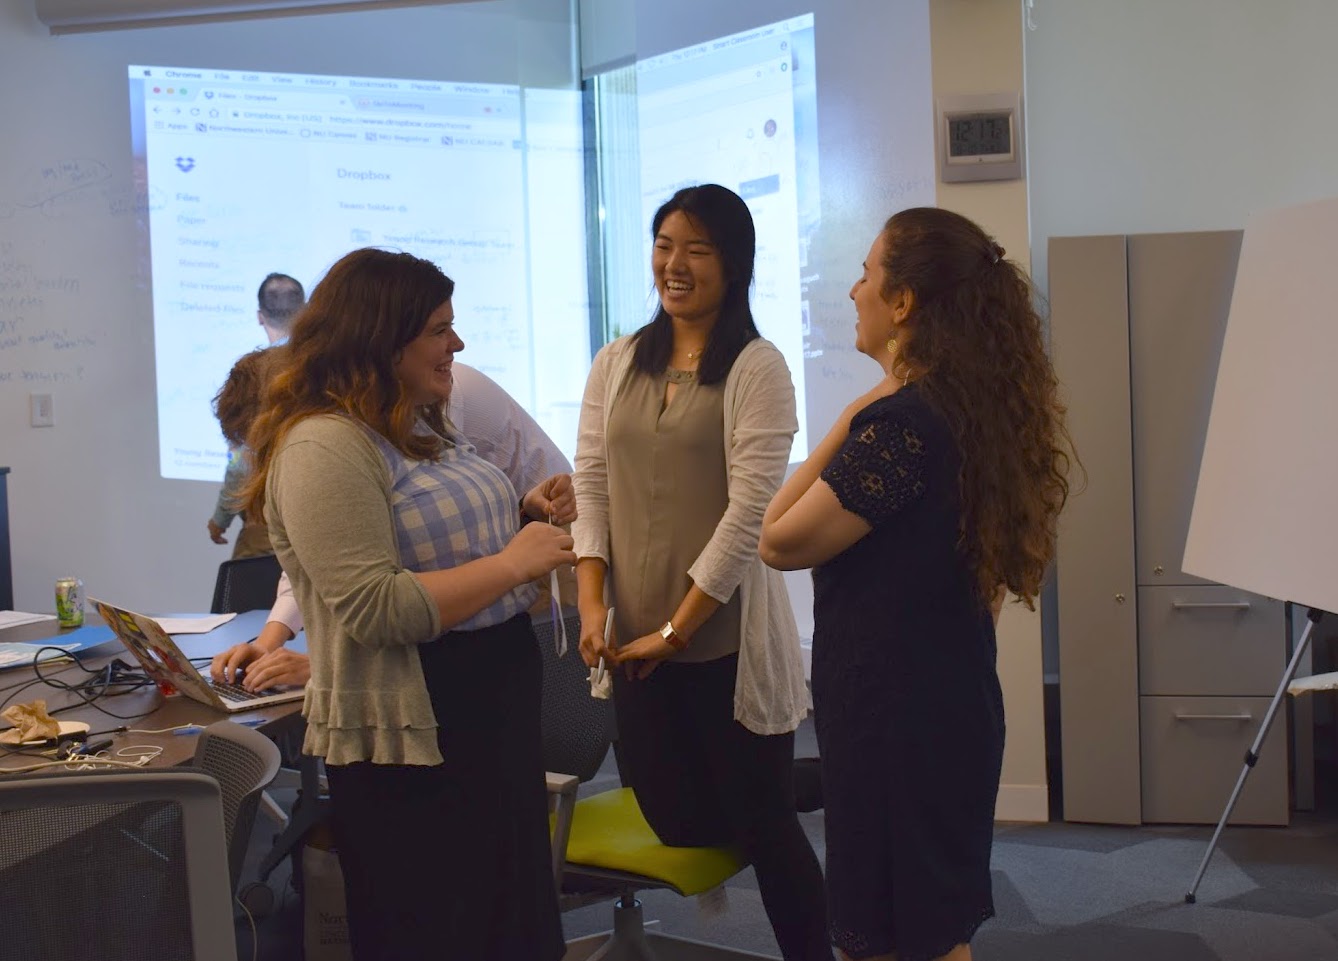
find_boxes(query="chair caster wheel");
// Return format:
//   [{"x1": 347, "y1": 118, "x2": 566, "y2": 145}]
[{"x1": 239, "y1": 880, "x2": 276, "y2": 918}]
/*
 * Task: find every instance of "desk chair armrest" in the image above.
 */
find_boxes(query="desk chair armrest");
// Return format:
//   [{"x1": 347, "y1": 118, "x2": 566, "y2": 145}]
[
  {"x1": 547, "y1": 771, "x2": 580, "y2": 795},
  {"x1": 546, "y1": 770, "x2": 580, "y2": 894}
]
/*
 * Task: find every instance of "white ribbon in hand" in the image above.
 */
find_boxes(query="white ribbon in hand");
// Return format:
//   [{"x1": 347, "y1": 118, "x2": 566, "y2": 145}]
[
  {"x1": 588, "y1": 607, "x2": 614, "y2": 700},
  {"x1": 549, "y1": 514, "x2": 568, "y2": 657}
]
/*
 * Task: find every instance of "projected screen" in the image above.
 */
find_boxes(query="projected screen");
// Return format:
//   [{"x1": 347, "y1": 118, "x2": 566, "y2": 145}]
[
  {"x1": 634, "y1": 14, "x2": 819, "y2": 457},
  {"x1": 128, "y1": 66, "x2": 589, "y2": 482},
  {"x1": 131, "y1": 7, "x2": 930, "y2": 482}
]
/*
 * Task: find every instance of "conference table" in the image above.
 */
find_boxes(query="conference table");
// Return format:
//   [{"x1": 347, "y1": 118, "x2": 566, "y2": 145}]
[
  {"x1": 0, "y1": 608, "x2": 322, "y2": 947},
  {"x1": 0, "y1": 609, "x2": 306, "y2": 771}
]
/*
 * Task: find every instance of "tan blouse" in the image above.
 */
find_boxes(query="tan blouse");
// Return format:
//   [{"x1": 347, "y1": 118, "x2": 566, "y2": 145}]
[
  {"x1": 606, "y1": 367, "x2": 742, "y2": 662},
  {"x1": 574, "y1": 336, "x2": 811, "y2": 735}
]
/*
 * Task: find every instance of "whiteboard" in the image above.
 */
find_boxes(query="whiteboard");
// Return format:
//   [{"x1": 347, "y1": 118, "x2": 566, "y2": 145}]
[{"x1": 1183, "y1": 197, "x2": 1338, "y2": 615}]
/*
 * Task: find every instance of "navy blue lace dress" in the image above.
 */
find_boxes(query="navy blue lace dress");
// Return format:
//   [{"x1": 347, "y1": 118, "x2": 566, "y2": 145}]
[{"x1": 812, "y1": 385, "x2": 1003, "y2": 961}]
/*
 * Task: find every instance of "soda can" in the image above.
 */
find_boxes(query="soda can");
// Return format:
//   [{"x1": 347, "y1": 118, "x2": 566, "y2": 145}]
[{"x1": 55, "y1": 577, "x2": 84, "y2": 628}]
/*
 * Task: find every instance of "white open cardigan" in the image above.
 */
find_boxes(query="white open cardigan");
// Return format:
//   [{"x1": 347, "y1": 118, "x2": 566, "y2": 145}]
[{"x1": 572, "y1": 335, "x2": 811, "y2": 735}]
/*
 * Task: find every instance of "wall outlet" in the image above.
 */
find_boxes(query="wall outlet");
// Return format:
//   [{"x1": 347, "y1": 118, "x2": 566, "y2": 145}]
[{"x1": 30, "y1": 393, "x2": 53, "y2": 428}]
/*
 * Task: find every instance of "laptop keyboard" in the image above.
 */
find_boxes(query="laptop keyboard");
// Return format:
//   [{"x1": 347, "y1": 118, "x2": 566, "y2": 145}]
[{"x1": 209, "y1": 679, "x2": 273, "y2": 702}]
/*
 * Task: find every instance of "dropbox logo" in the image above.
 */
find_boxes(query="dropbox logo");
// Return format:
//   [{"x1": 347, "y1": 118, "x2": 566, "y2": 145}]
[{"x1": 175, "y1": 157, "x2": 196, "y2": 172}]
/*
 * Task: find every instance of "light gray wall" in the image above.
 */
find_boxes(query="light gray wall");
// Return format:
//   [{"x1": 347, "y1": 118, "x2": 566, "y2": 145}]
[
  {"x1": 1025, "y1": 0, "x2": 1338, "y2": 674},
  {"x1": 0, "y1": 0, "x2": 576, "y2": 613},
  {"x1": 1025, "y1": 0, "x2": 1338, "y2": 296}
]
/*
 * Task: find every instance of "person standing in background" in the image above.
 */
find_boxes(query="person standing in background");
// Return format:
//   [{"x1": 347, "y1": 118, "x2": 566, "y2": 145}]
[
  {"x1": 760, "y1": 207, "x2": 1074, "y2": 961},
  {"x1": 207, "y1": 347, "x2": 279, "y2": 558},
  {"x1": 207, "y1": 272, "x2": 306, "y2": 553},
  {"x1": 256, "y1": 271, "x2": 305, "y2": 345}
]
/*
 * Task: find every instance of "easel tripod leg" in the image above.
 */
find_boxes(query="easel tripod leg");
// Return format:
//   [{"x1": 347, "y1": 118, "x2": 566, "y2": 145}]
[{"x1": 1185, "y1": 609, "x2": 1324, "y2": 903}]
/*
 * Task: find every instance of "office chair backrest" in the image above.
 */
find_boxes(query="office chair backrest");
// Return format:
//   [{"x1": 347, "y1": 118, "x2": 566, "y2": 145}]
[
  {"x1": 535, "y1": 606, "x2": 614, "y2": 782},
  {"x1": 210, "y1": 552, "x2": 284, "y2": 614},
  {"x1": 192, "y1": 720, "x2": 282, "y2": 893},
  {"x1": 0, "y1": 768, "x2": 238, "y2": 961}
]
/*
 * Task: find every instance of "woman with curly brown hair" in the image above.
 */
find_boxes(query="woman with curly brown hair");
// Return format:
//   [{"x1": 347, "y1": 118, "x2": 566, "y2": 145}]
[
  {"x1": 207, "y1": 347, "x2": 279, "y2": 558},
  {"x1": 760, "y1": 207, "x2": 1073, "y2": 961}
]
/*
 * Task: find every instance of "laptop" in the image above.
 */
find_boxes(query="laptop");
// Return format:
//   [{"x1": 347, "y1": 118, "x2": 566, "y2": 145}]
[{"x1": 90, "y1": 597, "x2": 306, "y2": 712}]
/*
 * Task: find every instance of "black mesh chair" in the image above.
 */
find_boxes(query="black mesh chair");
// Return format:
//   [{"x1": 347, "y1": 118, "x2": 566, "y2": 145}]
[
  {"x1": 191, "y1": 720, "x2": 282, "y2": 908},
  {"x1": 0, "y1": 768, "x2": 237, "y2": 961},
  {"x1": 209, "y1": 553, "x2": 283, "y2": 615},
  {"x1": 535, "y1": 606, "x2": 616, "y2": 896},
  {"x1": 209, "y1": 554, "x2": 317, "y2": 907},
  {"x1": 537, "y1": 607, "x2": 616, "y2": 785}
]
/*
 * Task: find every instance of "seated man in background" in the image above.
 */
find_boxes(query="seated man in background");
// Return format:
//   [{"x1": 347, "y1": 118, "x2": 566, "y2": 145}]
[{"x1": 210, "y1": 360, "x2": 573, "y2": 690}]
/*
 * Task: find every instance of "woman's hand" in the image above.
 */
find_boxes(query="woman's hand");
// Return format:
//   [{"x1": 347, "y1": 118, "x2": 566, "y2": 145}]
[
  {"x1": 210, "y1": 642, "x2": 259, "y2": 683},
  {"x1": 837, "y1": 378, "x2": 899, "y2": 434},
  {"x1": 501, "y1": 522, "x2": 576, "y2": 582},
  {"x1": 239, "y1": 648, "x2": 311, "y2": 691},
  {"x1": 522, "y1": 473, "x2": 577, "y2": 525},
  {"x1": 210, "y1": 620, "x2": 295, "y2": 683},
  {"x1": 578, "y1": 603, "x2": 612, "y2": 668},
  {"x1": 611, "y1": 631, "x2": 678, "y2": 681},
  {"x1": 207, "y1": 519, "x2": 228, "y2": 544}
]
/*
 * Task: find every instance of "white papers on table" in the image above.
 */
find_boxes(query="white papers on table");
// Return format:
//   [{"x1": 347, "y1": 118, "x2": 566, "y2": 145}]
[
  {"x1": 0, "y1": 611, "x2": 58, "y2": 629},
  {"x1": 155, "y1": 613, "x2": 238, "y2": 634},
  {"x1": 0, "y1": 642, "x2": 80, "y2": 668}
]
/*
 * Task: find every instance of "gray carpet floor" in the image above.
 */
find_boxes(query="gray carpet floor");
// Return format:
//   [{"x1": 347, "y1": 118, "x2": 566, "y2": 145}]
[{"x1": 233, "y1": 719, "x2": 1338, "y2": 960}]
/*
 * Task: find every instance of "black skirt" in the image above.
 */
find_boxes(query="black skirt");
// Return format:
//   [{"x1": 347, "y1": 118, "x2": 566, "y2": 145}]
[{"x1": 324, "y1": 613, "x2": 564, "y2": 961}]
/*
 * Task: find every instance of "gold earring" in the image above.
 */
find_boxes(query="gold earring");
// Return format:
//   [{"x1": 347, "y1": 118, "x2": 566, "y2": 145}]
[{"x1": 886, "y1": 336, "x2": 898, "y2": 354}]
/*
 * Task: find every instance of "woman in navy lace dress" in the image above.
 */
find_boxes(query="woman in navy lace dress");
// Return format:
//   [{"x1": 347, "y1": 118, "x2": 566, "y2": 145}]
[{"x1": 760, "y1": 207, "x2": 1074, "y2": 961}]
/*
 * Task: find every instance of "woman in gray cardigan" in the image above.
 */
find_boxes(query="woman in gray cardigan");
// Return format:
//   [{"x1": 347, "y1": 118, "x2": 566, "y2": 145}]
[
  {"x1": 573, "y1": 184, "x2": 830, "y2": 960},
  {"x1": 243, "y1": 248, "x2": 576, "y2": 961}
]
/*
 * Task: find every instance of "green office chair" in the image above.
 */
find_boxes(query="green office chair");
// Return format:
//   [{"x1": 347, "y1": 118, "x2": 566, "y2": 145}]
[{"x1": 536, "y1": 610, "x2": 773, "y2": 961}]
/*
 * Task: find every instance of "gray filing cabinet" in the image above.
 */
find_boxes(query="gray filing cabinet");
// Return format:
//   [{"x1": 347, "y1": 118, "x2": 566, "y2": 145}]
[{"x1": 1051, "y1": 231, "x2": 1288, "y2": 826}]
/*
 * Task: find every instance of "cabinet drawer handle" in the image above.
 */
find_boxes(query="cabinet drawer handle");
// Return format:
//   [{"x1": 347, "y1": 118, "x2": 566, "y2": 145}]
[
  {"x1": 1171, "y1": 601, "x2": 1252, "y2": 611},
  {"x1": 1173, "y1": 712, "x2": 1252, "y2": 721}
]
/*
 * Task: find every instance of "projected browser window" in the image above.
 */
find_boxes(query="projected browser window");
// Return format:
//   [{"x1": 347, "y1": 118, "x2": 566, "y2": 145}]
[
  {"x1": 635, "y1": 14, "x2": 818, "y2": 458},
  {"x1": 129, "y1": 66, "x2": 587, "y2": 481}
]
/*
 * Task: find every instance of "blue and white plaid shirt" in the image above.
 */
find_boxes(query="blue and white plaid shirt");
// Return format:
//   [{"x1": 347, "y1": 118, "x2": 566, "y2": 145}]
[{"x1": 371, "y1": 421, "x2": 537, "y2": 632}]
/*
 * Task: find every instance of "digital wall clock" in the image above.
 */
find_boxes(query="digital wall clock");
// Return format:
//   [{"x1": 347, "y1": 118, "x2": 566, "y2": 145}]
[{"x1": 937, "y1": 92, "x2": 1024, "y2": 183}]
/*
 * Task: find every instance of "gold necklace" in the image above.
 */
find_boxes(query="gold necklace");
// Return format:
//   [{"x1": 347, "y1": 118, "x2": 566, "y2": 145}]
[{"x1": 685, "y1": 347, "x2": 703, "y2": 360}]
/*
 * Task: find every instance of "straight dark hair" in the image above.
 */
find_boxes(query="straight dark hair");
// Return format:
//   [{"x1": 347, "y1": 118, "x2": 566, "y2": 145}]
[{"x1": 631, "y1": 183, "x2": 760, "y2": 386}]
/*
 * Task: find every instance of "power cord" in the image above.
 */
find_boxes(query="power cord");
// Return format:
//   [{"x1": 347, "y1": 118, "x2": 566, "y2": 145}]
[
  {"x1": 28, "y1": 651, "x2": 163, "y2": 721},
  {"x1": 235, "y1": 894, "x2": 259, "y2": 961},
  {"x1": 0, "y1": 752, "x2": 158, "y2": 775}
]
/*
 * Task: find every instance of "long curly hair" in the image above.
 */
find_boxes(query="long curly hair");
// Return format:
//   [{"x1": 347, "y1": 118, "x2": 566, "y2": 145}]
[
  {"x1": 881, "y1": 207, "x2": 1075, "y2": 608},
  {"x1": 243, "y1": 248, "x2": 454, "y2": 519}
]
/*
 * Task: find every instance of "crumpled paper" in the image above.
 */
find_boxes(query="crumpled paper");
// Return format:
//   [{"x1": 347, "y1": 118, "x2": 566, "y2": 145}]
[
  {"x1": 0, "y1": 700, "x2": 61, "y2": 744},
  {"x1": 588, "y1": 660, "x2": 612, "y2": 700}
]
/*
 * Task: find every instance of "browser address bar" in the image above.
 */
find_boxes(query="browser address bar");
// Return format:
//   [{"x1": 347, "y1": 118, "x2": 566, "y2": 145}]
[{"x1": 640, "y1": 63, "x2": 787, "y2": 110}]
